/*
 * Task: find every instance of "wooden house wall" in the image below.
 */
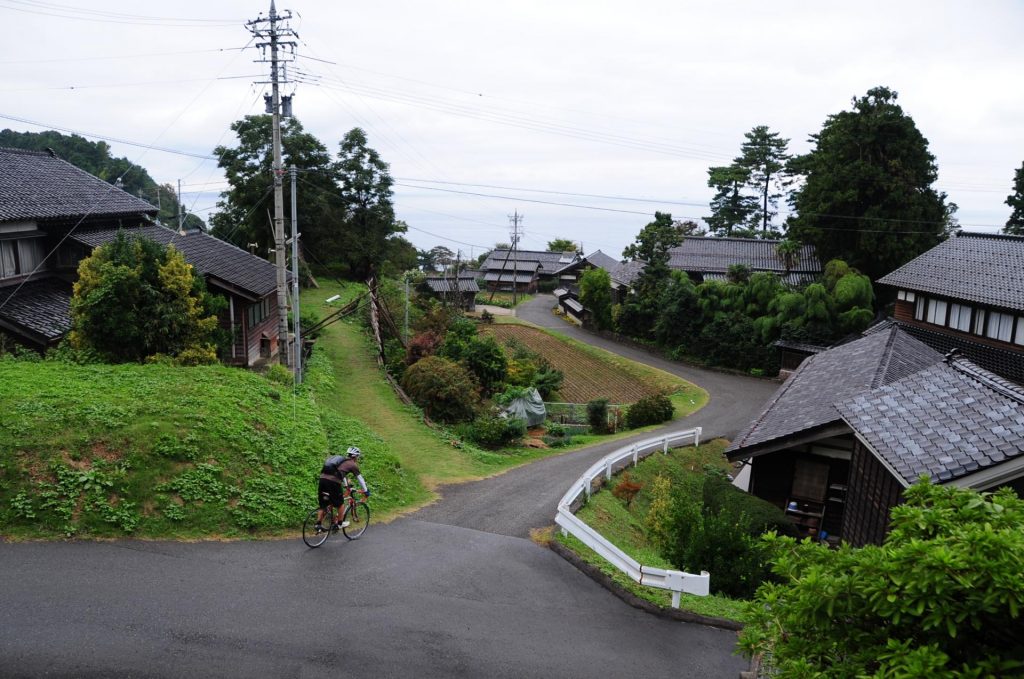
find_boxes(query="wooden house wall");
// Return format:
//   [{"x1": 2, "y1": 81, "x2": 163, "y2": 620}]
[
  {"x1": 216, "y1": 294, "x2": 248, "y2": 366},
  {"x1": 842, "y1": 440, "x2": 904, "y2": 547},
  {"x1": 245, "y1": 295, "x2": 280, "y2": 365}
]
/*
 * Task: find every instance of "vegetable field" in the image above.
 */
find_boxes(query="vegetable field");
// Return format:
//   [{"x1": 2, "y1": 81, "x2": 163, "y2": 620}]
[{"x1": 483, "y1": 324, "x2": 677, "y2": 404}]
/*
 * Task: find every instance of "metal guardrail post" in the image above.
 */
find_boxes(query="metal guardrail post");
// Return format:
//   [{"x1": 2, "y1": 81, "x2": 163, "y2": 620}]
[{"x1": 663, "y1": 436, "x2": 668, "y2": 454}]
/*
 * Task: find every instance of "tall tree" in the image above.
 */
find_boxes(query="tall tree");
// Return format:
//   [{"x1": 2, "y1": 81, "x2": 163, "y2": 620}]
[
  {"x1": 705, "y1": 164, "x2": 757, "y2": 237},
  {"x1": 788, "y1": 87, "x2": 955, "y2": 282},
  {"x1": 618, "y1": 212, "x2": 684, "y2": 336},
  {"x1": 211, "y1": 115, "x2": 340, "y2": 259},
  {"x1": 737, "y1": 126, "x2": 791, "y2": 235},
  {"x1": 1005, "y1": 161, "x2": 1024, "y2": 235},
  {"x1": 336, "y1": 128, "x2": 405, "y2": 279},
  {"x1": 578, "y1": 267, "x2": 612, "y2": 330},
  {"x1": 546, "y1": 238, "x2": 577, "y2": 252}
]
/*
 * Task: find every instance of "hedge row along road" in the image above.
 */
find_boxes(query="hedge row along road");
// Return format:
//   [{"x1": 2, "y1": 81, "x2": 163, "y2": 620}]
[{"x1": 483, "y1": 323, "x2": 673, "y2": 403}]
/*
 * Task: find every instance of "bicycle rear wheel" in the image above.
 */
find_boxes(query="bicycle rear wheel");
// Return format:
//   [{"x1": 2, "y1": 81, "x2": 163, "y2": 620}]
[
  {"x1": 302, "y1": 507, "x2": 331, "y2": 548},
  {"x1": 342, "y1": 502, "x2": 370, "y2": 540}
]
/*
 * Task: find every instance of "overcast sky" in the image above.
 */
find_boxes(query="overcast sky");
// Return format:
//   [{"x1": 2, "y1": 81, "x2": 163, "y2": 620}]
[{"x1": 3, "y1": 1, "x2": 1022, "y2": 259}]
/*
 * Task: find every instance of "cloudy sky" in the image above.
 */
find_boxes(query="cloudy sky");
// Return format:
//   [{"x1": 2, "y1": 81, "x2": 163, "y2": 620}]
[{"x1": 3, "y1": 1, "x2": 1022, "y2": 259}]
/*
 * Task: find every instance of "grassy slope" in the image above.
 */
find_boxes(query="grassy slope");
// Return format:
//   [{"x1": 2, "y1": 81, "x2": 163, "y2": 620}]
[
  {"x1": 0, "y1": 344, "x2": 419, "y2": 539},
  {"x1": 555, "y1": 439, "x2": 749, "y2": 622}
]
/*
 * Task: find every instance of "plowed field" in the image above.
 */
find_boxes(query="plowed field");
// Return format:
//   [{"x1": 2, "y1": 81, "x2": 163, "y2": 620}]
[{"x1": 483, "y1": 324, "x2": 671, "y2": 404}]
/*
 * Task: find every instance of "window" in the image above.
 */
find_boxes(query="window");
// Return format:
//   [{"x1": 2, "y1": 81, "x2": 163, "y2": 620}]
[
  {"x1": 0, "y1": 237, "x2": 46, "y2": 279},
  {"x1": 1017, "y1": 317, "x2": 1024, "y2": 347},
  {"x1": 247, "y1": 298, "x2": 271, "y2": 327},
  {"x1": 925, "y1": 299, "x2": 947, "y2": 326},
  {"x1": 986, "y1": 311, "x2": 1014, "y2": 343},
  {"x1": 974, "y1": 309, "x2": 986, "y2": 336},
  {"x1": 897, "y1": 290, "x2": 916, "y2": 302},
  {"x1": 914, "y1": 296, "x2": 926, "y2": 321},
  {"x1": 948, "y1": 303, "x2": 972, "y2": 332}
]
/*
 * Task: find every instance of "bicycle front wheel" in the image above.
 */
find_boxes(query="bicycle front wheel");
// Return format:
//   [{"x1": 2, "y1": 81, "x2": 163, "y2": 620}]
[
  {"x1": 342, "y1": 502, "x2": 370, "y2": 540},
  {"x1": 302, "y1": 508, "x2": 331, "y2": 548}
]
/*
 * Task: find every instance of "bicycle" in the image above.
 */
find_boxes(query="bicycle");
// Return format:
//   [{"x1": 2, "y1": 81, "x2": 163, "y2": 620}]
[{"x1": 302, "y1": 486, "x2": 371, "y2": 548}]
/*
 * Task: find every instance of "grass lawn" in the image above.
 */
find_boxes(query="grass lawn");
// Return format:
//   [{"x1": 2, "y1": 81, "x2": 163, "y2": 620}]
[
  {"x1": 475, "y1": 291, "x2": 533, "y2": 309},
  {"x1": 554, "y1": 439, "x2": 750, "y2": 623}
]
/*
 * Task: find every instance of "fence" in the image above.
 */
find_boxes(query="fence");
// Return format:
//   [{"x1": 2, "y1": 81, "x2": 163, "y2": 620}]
[
  {"x1": 554, "y1": 428, "x2": 710, "y2": 607},
  {"x1": 544, "y1": 401, "x2": 627, "y2": 429}
]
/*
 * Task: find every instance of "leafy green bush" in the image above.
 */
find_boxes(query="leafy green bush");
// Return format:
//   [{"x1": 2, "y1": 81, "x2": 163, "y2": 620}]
[
  {"x1": 625, "y1": 393, "x2": 674, "y2": 428},
  {"x1": 405, "y1": 330, "x2": 442, "y2": 365},
  {"x1": 740, "y1": 482, "x2": 1024, "y2": 677},
  {"x1": 463, "y1": 414, "x2": 526, "y2": 449},
  {"x1": 264, "y1": 363, "x2": 293, "y2": 386},
  {"x1": 531, "y1": 365, "x2": 563, "y2": 399},
  {"x1": 400, "y1": 356, "x2": 479, "y2": 423},
  {"x1": 586, "y1": 398, "x2": 609, "y2": 434},
  {"x1": 460, "y1": 335, "x2": 507, "y2": 395},
  {"x1": 672, "y1": 508, "x2": 772, "y2": 599},
  {"x1": 701, "y1": 474, "x2": 798, "y2": 537}
]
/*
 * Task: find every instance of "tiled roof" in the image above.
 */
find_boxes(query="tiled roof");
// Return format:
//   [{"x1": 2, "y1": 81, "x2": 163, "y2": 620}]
[
  {"x1": 483, "y1": 270, "x2": 537, "y2": 284},
  {"x1": 727, "y1": 326, "x2": 943, "y2": 456},
  {"x1": 667, "y1": 237, "x2": 821, "y2": 275},
  {"x1": 424, "y1": 276, "x2": 479, "y2": 294},
  {"x1": 837, "y1": 357, "x2": 1024, "y2": 485},
  {"x1": 895, "y1": 321, "x2": 1024, "y2": 385},
  {"x1": 877, "y1": 232, "x2": 1024, "y2": 312},
  {"x1": 481, "y1": 249, "x2": 579, "y2": 273},
  {"x1": 71, "y1": 225, "x2": 278, "y2": 300},
  {"x1": 0, "y1": 147, "x2": 157, "y2": 222},
  {"x1": 0, "y1": 278, "x2": 72, "y2": 342},
  {"x1": 582, "y1": 250, "x2": 621, "y2": 271},
  {"x1": 611, "y1": 260, "x2": 645, "y2": 287}
]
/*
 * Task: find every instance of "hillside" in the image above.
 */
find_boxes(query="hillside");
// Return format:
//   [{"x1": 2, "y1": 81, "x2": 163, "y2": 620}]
[{"x1": 0, "y1": 350, "x2": 421, "y2": 539}]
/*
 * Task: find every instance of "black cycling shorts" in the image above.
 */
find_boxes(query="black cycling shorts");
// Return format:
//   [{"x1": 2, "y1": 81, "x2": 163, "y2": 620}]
[{"x1": 318, "y1": 478, "x2": 343, "y2": 508}]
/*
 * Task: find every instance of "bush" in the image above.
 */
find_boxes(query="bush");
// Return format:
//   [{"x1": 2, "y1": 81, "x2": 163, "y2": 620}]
[
  {"x1": 586, "y1": 398, "x2": 609, "y2": 434},
  {"x1": 701, "y1": 474, "x2": 798, "y2": 537},
  {"x1": 673, "y1": 508, "x2": 771, "y2": 599},
  {"x1": 400, "y1": 356, "x2": 480, "y2": 423},
  {"x1": 465, "y1": 414, "x2": 526, "y2": 449},
  {"x1": 625, "y1": 393, "x2": 674, "y2": 428},
  {"x1": 740, "y1": 482, "x2": 1024, "y2": 677},
  {"x1": 460, "y1": 335, "x2": 507, "y2": 395},
  {"x1": 531, "y1": 365, "x2": 563, "y2": 399},
  {"x1": 612, "y1": 472, "x2": 643, "y2": 507},
  {"x1": 405, "y1": 331, "x2": 442, "y2": 365},
  {"x1": 480, "y1": 309, "x2": 494, "y2": 324}
]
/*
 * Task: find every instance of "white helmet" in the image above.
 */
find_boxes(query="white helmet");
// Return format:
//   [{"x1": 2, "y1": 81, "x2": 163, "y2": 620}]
[{"x1": 346, "y1": 446, "x2": 362, "y2": 459}]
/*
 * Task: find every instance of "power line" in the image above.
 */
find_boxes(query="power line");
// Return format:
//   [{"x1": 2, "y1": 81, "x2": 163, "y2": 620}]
[
  {"x1": 2, "y1": 73, "x2": 265, "y2": 93},
  {"x1": 0, "y1": 0, "x2": 242, "y2": 26},
  {"x1": 0, "y1": 112, "x2": 216, "y2": 159},
  {"x1": 0, "y1": 46, "x2": 250, "y2": 65}
]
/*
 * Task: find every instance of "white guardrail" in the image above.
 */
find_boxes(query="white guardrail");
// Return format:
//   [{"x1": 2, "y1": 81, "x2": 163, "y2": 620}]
[{"x1": 554, "y1": 427, "x2": 710, "y2": 607}]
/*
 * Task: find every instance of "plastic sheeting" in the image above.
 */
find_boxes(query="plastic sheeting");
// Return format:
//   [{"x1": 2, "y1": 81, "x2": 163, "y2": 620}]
[{"x1": 504, "y1": 387, "x2": 547, "y2": 427}]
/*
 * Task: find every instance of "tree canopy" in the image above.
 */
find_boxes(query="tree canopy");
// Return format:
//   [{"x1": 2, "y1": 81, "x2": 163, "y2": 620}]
[
  {"x1": 788, "y1": 86, "x2": 955, "y2": 282},
  {"x1": 546, "y1": 238, "x2": 578, "y2": 252},
  {"x1": 740, "y1": 481, "x2": 1024, "y2": 677},
  {"x1": 69, "y1": 232, "x2": 223, "y2": 364},
  {"x1": 579, "y1": 267, "x2": 613, "y2": 330},
  {"x1": 1005, "y1": 161, "x2": 1024, "y2": 235},
  {"x1": 738, "y1": 126, "x2": 791, "y2": 236}
]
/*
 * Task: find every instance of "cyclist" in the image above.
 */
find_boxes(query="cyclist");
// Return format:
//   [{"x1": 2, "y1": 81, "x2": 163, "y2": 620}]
[{"x1": 316, "y1": 446, "x2": 371, "y2": 532}]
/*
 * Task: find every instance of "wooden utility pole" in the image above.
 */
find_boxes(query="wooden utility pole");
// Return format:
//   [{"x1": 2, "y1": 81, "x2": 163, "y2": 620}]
[
  {"x1": 509, "y1": 211, "x2": 523, "y2": 305},
  {"x1": 247, "y1": 1, "x2": 296, "y2": 367}
]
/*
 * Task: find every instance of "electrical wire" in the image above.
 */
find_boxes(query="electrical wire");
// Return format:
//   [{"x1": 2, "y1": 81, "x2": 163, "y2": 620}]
[
  {"x1": 0, "y1": 0, "x2": 242, "y2": 26},
  {"x1": 0, "y1": 46, "x2": 250, "y2": 65}
]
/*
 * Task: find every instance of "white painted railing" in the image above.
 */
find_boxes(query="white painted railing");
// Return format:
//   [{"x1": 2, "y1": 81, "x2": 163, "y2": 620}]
[{"x1": 555, "y1": 428, "x2": 710, "y2": 607}]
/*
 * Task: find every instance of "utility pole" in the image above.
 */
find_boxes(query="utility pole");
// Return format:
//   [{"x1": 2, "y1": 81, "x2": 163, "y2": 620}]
[
  {"x1": 247, "y1": 1, "x2": 297, "y2": 368},
  {"x1": 509, "y1": 210, "x2": 523, "y2": 305},
  {"x1": 290, "y1": 165, "x2": 302, "y2": 383},
  {"x1": 177, "y1": 179, "x2": 184, "y2": 233}
]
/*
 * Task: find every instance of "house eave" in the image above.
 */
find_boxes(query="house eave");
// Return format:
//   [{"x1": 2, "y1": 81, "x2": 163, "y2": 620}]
[{"x1": 726, "y1": 422, "x2": 852, "y2": 462}]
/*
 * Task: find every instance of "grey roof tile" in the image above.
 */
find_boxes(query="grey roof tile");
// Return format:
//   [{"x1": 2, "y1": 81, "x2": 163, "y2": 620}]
[
  {"x1": 481, "y1": 249, "x2": 579, "y2": 274},
  {"x1": 0, "y1": 277, "x2": 72, "y2": 340},
  {"x1": 0, "y1": 147, "x2": 157, "y2": 222},
  {"x1": 667, "y1": 237, "x2": 821, "y2": 276},
  {"x1": 424, "y1": 276, "x2": 479, "y2": 294},
  {"x1": 728, "y1": 326, "x2": 943, "y2": 455},
  {"x1": 878, "y1": 232, "x2": 1024, "y2": 312},
  {"x1": 71, "y1": 225, "x2": 278, "y2": 299},
  {"x1": 893, "y1": 321, "x2": 1024, "y2": 385},
  {"x1": 835, "y1": 357, "x2": 1024, "y2": 485}
]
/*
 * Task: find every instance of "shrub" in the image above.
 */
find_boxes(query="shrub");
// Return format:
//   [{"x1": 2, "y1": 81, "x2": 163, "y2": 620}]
[
  {"x1": 465, "y1": 414, "x2": 526, "y2": 449},
  {"x1": 405, "y1": 331, "x2": 442, "y2": 365},
  {"x1": 674, "y1": 508, "x2": 771, "y2": 599},
  {"x1": 460, "y1": 335, "x2": 507, "y2": 395},
  {"x1": 531, "y1": 365, "x2": 563, "y2": 399},
  {"x1": 400, "y1": 356, "x2": 479, "y2": 423},
  {"x1": 701, "y1": 474, "x2": 798, "y2": 537},
  {"x1": 586, "y1": 398, "x2": 609, "y2": 434},
  {"x1": 437, "y1": 317, "x2": 478, "y2": 361},
  {"x1": 625, "y1": 393, "x2": 674, "y2": 428},
  {"x1": 740, "y1": 482, "x2": 1024, "y2": 677},
  {"x1": 612, "y1": 472, "x2": 643, "y2": 507},
  {"x1": 480, "y1": 309, "x2": 494, "y2": 324}
]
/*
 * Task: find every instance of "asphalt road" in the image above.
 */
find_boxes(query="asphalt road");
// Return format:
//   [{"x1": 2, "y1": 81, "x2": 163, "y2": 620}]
[
  {"x1": 0, "y1": 520, "x2": 746, "y2": 678},
  {"x1": 0, "y1": 299, "x2": 777, "y2": 678}
]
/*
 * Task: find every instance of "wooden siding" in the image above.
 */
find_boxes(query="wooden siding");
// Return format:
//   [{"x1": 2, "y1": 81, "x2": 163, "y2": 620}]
[
  {"x1": 245, "y1": 294, "x2": 280, "y2": 365},
  {"x1": 893, "y1": 299, "x2": 914, "y2": 322},
  {"x1": 843, "y1": 440, "x2": 904, "y2": 547}
]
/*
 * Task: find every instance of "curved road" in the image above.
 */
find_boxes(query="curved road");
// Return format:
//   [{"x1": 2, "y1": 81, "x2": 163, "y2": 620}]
[
  {"x1": 0, "y1": 298, "x2": 777, "y2": 678},
  {"x1": 413, "y1": 294, "x2": 778, "y2": 538}
]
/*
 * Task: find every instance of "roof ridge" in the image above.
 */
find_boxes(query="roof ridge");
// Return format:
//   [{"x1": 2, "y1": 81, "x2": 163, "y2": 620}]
[
  {"x1": 0, "y1": 146, "x2": 53, "y2": 157},
  {"x1": 955, "y1": 231, "x2": 1024, "y2": 242},
  {"x1": 869, "y1": 324, "x2": 901, "y2": 388},
  {"x1": 947, "y1": 356, "x2": 1024, "y2": 404}
]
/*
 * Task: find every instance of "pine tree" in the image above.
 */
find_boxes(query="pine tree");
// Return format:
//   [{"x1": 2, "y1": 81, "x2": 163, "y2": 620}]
[{"x1": 1004, "y1": 161, "x2": 1024, "y2": 235}]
